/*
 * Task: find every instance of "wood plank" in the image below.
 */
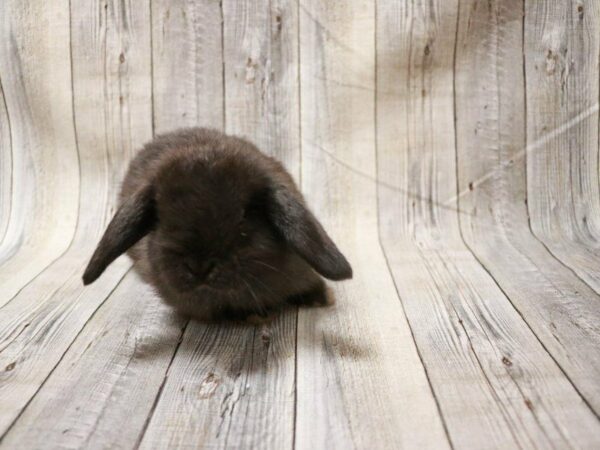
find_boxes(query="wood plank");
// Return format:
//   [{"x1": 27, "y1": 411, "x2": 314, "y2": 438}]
[
  {"x1": 0, "y1": 0, "x2": 153, "y2": 439},
  {"x1": 455, "y1": 0, "x2": 600, "y2": 416},
  {"x1": 151, "y1": 0, "x2": 223, "y2": 133},
  {"x1": 139, "y1": 315, "x2": 297, "y2": 450},
  {"x1": 1, "y1": 0, "x2": 599, "y2": 448},
  {"x1": 377, "y1": 0, "x2": 600, "y2": 448},
  {"x1": 0, "y1": 271, "x2": 185, "y2": 449},
  {"x1": 223, "y1": 0, "x2": 300, "y2": 170},
  {"x1": 0, "y1": 0, "x2": 79, "y2": 303},
  {"x1": 525, "y1": 1, "x2": 600, "y2": 291},
  {"x1": 0, "y1": 256, "x2": 132, "y2": 437},
  {"x1": 296, "y1": 1, "x2": 450, "y2": 448},
  {"x1": 139, "y1": 0, "x2": 299, "y2": 447}
]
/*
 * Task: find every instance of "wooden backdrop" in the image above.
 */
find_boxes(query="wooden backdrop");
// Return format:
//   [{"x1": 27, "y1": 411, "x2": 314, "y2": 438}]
[{"x1": 1, "y1": 0, "x2": 599, "y2": 448}]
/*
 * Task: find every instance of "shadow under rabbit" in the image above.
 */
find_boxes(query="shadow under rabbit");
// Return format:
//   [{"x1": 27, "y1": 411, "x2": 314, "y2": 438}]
[{"x1": 132, "y1": 296, "x2": 374, "y2": 377}]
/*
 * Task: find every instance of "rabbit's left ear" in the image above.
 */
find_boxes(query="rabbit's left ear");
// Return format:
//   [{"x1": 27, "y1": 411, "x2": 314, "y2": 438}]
[
  {"x1": 267, "y1": 186, "x2": 352, "y2": 280},
  {"x1": 83, "y1": 184, "x2": 156, "y2": 285}
]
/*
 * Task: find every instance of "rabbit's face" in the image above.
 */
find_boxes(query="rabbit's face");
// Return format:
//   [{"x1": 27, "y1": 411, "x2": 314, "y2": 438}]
[
  {"x1": 147, "y1": 157, "x2": 285, "y2": 295},
  {"x1": 82, "y1": 128, "x2": 352, "y2": 292}
]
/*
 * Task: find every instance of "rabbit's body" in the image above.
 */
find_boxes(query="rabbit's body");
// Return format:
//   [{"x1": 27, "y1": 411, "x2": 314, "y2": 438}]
[{"x1": 84, "y1": 128, "x2": 351, "y2": 321}]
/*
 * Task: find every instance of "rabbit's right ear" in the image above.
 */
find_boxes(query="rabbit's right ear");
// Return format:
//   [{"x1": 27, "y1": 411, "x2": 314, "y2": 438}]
[
  {"x1": 83, "y1": 184, "x2": 156, "y2": 285},
  {"x1": 266, "y1": 186, "x2": 352, "y2": 281}
]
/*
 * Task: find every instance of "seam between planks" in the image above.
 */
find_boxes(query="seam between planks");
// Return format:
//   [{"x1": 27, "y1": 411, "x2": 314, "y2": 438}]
[
  {"x1": 421, "y1": 246, "x2": 525, "y2": 448},
  {"x1": 376, "y1": 244, "x2": 455, "y2": 448},
  {"x1": 453, "y1": 0, "x2": 600, "y2": 424},
  {"x1": 133, "y1": 318, "x2": 189, "y2": 449},
  {"x1": 458, "y1": 231, "x2": 600, "y2": 422},
  {"x1": 373, "y1": 1, "x2": 454, "y2": 447},
  {"x1": 149, "y1": 0, "x2": 155, "y2": 136},
  {"x1": 521, "y1": 0, "x2": 530, "y2": 243},
  {"x1": 292, "y1": 306, "x2": 299, "y2": 450},
  {"x1": 433, "y1": 246, "x2": 582, "y2": 448},
  {"x1": 68, "y1": 0, "x2": 83, "y2": 251},
  {"x1": 219, "y1": 0, "x2": 225, "y2": 132},
  {"x1": 292, "y1": 0, "x2": 302, "y2": 449},
  {"x1": 133, "y1": 2, "x2": 191, "y2": 446}
]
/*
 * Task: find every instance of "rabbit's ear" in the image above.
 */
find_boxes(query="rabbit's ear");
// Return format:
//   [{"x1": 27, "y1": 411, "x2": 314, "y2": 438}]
[
  {"x1": 267, "y1": 187, "x2": 352, "y2": 280},
  {"x1": 83, "y1": 185, "x2": 156, "y2": 285}
]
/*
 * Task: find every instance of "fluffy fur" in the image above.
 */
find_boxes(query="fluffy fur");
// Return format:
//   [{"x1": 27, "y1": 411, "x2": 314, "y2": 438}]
[{"x1": 83, "y1": 128, "x2": 352, "y2": 321}]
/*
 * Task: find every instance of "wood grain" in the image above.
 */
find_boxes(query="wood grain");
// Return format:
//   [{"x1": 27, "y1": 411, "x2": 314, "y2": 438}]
[
  {"x1": 1, "y1": 0, "x2": 600, "y2": 448},
  {"x1": 0, "y1": 0, "x2": 79, "y2": 304},
  {"x1": 455, "y1": 0, "x2": 600, "y2": 417},
  {"x1": 0, "y1": 271, "x2": 185, "y2": 449},
  {"x1": 377, "y1": 0, "x2": 600, "y2": 448},
  {"x1": 297, "y1": 1, "x2": 450, "y2": 448},
  {"x1": 525, "y1": 1, "x2": 600, "y2": 291},
  {"x1": 0, "y1": 0, "x2": 153, "y2": 440},
  {"x1": 152, "y1": 0, "x2": 224, "y2": 133}
]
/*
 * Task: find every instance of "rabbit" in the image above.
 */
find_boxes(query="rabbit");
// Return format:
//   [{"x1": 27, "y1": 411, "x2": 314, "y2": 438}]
[{"x1": 82, "y1": 127, "x2": 352, "y2": 321}]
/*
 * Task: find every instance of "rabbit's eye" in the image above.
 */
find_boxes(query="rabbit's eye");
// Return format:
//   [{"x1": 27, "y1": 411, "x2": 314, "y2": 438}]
[
  {"x1": 242, "y1": 207, "x2": 251, "y2": 220},
  {"x1": 183, "y1": 260, "x2": 193, "y2": 272},
  {"x1": 205, "y1": 260, "x2": 217, "y2": 277},
  {"x1": 239, "y1": 230, "x2": 250, "y2": 244},
  {"x1": 182, "y1": 259, "x2": 199, "y2": 276}
]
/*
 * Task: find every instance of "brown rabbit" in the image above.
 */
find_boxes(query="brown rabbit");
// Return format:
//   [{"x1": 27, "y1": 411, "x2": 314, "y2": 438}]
[{"x1": 82, "y1": 128, "x2": 352, "y2": 321}]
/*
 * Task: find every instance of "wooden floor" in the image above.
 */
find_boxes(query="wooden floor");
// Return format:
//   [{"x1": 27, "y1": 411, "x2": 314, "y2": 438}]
[{"x1": 1, "y1": 0, "x2": 600, "y2": 448}]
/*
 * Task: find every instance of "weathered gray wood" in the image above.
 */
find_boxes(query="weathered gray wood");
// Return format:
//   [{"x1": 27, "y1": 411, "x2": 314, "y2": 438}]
[
  {"x1": 0, "y1": 0, "x2": 80, "y2": 433},
  {"x1": 296, "y1": 1, "x2": 450, "y2": 448},
  {"x1": 525, "y1": 1, "x2": 600, "y2": 291},
  {"x1": 140, "y1": 314, "x2": 297, "y2": 450},
  {"x1": 0, "y1": 0, "x2": 153, "y2": 440},
  {"x1": 1, "y1": 0, "x2": 600, "y2": 448},
  {"x1": 152, "y1": 0, "x2": 224, "y2": 133},
  {"x1": 0, "y1": 271, "x2": 185, "y2": 449},
  {"x1": 0, "y1": 255, "x2": 132, "y2": 435},
  {"x1": 455, "y1": 0, "x2": 600, "y2": 416},
  {"x1": 223, "y1": 0, "x2": 300, "y2": 170},
  {"x1": 377, "y1": 0, "x2": 600, "y2": 448},
  {"x1": 0, "y1": 0, "x2": 79, "y2": 303},
  {"x1": 140, "y1": 1, "x2": 299, "y2": 448}
]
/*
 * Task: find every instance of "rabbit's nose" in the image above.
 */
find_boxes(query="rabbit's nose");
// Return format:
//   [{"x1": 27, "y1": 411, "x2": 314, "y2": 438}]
[{"x1": 183, "y1": 258, "x2": 217, "y2": 281}]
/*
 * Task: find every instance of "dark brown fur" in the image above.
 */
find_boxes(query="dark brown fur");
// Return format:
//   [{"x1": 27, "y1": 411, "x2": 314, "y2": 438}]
[{"x1": 83, "y1": 128, "x2": 352, "y2": 321}]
